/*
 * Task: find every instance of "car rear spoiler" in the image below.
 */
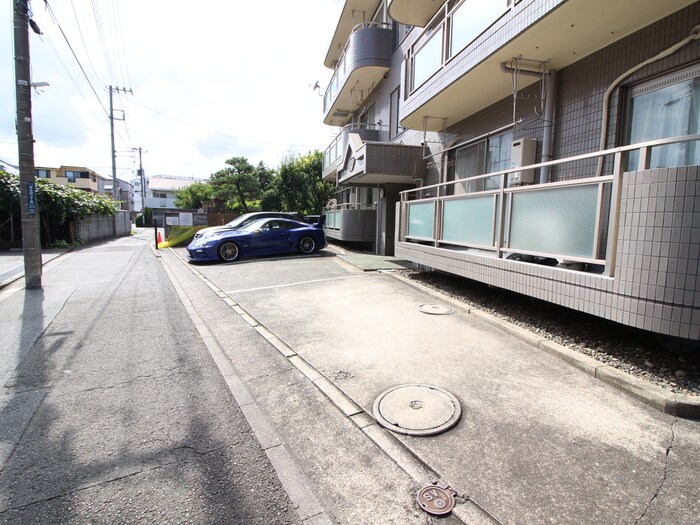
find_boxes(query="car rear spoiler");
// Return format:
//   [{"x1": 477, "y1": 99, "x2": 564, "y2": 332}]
[{"x1": 313, "y1": 214, "x2": 326, "y2": 228}]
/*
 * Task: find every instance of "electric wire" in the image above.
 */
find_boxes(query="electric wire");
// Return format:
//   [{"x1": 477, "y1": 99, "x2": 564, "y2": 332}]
[
  {"x1": 69, "y1": 0, "x2": 104, "y2": 87},
  {"x1": 90, "y1": 0, "x2": 116, "y2": 85},
  {"x1": 45, "y1": 1, "x2": 109, "y2": 117}
]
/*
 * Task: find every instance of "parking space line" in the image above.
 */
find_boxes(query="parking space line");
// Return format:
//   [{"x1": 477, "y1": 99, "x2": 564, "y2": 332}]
[{"x1": 225, "y1": 274, "x2": 366, "y2": 294}]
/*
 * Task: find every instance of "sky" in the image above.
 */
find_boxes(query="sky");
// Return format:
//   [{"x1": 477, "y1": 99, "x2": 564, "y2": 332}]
[{"x1": 1, "y1": 0, "x2": 344, "y2": 182}]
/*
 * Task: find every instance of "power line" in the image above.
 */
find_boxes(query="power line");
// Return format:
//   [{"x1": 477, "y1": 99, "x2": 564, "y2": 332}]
[{"x1": 45, "y1": 1, "x2": 109, "y2": 117}]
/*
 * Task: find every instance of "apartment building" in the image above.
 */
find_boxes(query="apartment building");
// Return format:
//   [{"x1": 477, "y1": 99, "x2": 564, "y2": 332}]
[
  {"x1": 35, "y1": 165, "x2": 134, "y2": 216},
  {"x1": 321, "y1": 0, "x2": 700, "y2": 339}
]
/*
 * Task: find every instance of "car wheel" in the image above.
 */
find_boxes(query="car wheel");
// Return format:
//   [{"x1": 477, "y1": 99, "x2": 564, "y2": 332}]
[
  {"x1": 218, "y1": 241, "x2": 240, "y2": 262},
  {"x1": 299, "y1": 236, "x2": 316, "y2": 254}
]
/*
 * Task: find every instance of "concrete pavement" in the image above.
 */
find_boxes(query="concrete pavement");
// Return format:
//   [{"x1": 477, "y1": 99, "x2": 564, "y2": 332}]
[
  {"x1": 2, "y1": 231, "x2": 699, "y2": 524},
  {"x1": 160, "y1": 243, "x2": 700, "y2": 525}
]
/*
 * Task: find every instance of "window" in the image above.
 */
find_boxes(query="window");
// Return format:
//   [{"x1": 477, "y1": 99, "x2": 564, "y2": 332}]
[
  {"x1": 392, "y1": 21, "x2": 412, "y2": 49},
  {"x1": 359, "y1": 104, "x2": 376, "y2": 130},
  {"x1": 65, "y1": 170, "x2": 77, "y2": 182},
  {"x1": 451, "y1": 129, "x2": 513, "y2": 193},
  {"x1": 390, "y1": 87, "x2": 403, "y2": 139},
  {"x1": 35, "y1": 169, "x2": 50, "y2": 179},
  {"x1": 627, "y1": 65, "x2": 700, "y2": 169}
]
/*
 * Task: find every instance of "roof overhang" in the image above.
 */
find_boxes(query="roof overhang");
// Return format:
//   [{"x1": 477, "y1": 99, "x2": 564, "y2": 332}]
[
  {"x1": 402, "y1": 0, "x2": 696, "y2": 130},
  {"x1": 388, "y1": 0, "x2": 442, "y2": 28}
]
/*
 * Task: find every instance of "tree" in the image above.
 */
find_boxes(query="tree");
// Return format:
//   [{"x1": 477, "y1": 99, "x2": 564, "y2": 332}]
[
  {"x1": 209, "y1": 156, "x2": 261, "y2": 212},
  {"x1": 175, "y1": 181, "x2": 213, "y2": 209},
  {"x1": 276, "y1": 151, "x2": 334, "y2": 216},
  {"x1": 0, "y1": 171, "x2": 117, "y2": 245}
]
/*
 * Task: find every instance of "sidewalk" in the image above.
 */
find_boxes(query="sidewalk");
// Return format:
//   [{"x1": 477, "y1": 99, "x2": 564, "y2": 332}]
[{"x1": 0, "y1": 249, "x2": 66, "y2": 289}]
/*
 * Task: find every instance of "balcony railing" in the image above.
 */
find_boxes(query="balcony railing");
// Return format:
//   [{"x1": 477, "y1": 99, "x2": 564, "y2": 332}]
[
  {"x1": 398, "y1": 134, "x2": 700, "y2": 277},
  {"x1": 324, "y1": 202, "x2": 377, "y2": 231},
  {"x1": 144, "y1": 197, "x2": 177, "y2": 209},
  {"x1": 323, "y1": 123, "x2": 381, "y2": 173}
]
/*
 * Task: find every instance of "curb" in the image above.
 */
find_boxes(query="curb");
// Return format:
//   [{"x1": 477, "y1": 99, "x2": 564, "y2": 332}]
[{"x1": 390, "y1": 272, "x2": 700, "y2": 421}]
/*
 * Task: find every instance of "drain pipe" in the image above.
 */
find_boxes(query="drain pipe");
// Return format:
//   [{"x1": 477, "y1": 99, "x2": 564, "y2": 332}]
[
  {"x1": 540, "y1": 70, "x2": 557, "y2": 183},
  {"x1": 595, "y1": 24, "x2": 700, "y2": 176}
]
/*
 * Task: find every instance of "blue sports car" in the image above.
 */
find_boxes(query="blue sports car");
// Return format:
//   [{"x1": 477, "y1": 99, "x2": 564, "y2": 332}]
[{"x1": 187, "y1": 217, "x2": 326, "y2": 263}]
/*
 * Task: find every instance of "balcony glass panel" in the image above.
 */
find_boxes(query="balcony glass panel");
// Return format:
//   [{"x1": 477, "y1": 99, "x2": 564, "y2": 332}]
[
  {"x1": 449, "y1": 1, "x2": 508, "y2": 58},
  {"x1": 442, "y1": 195, "x2": 495, "y2": 246},
  {"x1": 413, "y1": 26, "x2": 443, "y2": 90},
  {"x1": 407, "y1": 202, "x2": 435, "y2": 239},
  {"x1": 508, "y1": 185, "x2": 599, "y2": 258}
]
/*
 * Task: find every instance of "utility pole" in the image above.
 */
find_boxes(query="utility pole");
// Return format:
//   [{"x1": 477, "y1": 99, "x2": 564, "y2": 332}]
[
  {"x1": 134, "y1": 147, "x2": 146, "y2": 214},
  {"x1": 13, "y1": 0, "x2": 41, "y2": 289},
  {"x1": 108, "y1": 85, "x2": 132, "y2": 236}
]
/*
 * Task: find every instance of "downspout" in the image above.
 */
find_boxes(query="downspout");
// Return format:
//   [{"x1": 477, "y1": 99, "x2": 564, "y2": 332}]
[
  {"x1": 595, "y1": 25, "x2": 700, "y2": 176},
  {"x1": 540, "y1": 70, "x2": 557, "y2": 183}
]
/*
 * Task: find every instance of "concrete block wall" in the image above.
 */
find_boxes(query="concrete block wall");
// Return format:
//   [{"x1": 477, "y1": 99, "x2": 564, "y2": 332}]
[{"x1": 74, "y1": 211, "x2": 130, "y2": 243}]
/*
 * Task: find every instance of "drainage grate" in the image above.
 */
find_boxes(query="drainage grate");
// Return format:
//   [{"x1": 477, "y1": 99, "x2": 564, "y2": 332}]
[
  {"x1": 418, "y1": 304, "x2": 454, "y2": 315},
  {"x1": 373, "y1": 384, "x2": 462, "y2": 436}
]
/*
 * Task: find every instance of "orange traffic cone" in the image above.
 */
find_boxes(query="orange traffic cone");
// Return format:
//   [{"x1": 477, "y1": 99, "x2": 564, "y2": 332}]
[{"x1": 157, "y1": 231, "x2": 163, "y2": 244}]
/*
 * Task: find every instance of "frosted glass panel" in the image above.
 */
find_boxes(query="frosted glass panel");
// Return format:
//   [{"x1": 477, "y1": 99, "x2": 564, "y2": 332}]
[
  {"x1": 413, "y1": 27, "x2": 443, "y2": 89},
  {"x1": 509, "y1": 185, "x2": 599, "y2": 258},
  {"x1": 408, "y1": 202, "x2": 435, "y2": 239},
  {"x1": 450, "y1": 1, "x2": 507, "y2": 58},
  {"x1": 442, "y1": 196, "x2": 495, "y2": 246}
]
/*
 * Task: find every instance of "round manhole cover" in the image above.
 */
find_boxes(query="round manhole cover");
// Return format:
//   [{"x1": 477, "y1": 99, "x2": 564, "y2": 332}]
[
  {"x1": 373, "y1": 384, "x2": 462, "y2": 436},
  {"x1": 417, "y1": 484, "x2": 456, "y2": 516},
  {"x1": 418, "y1": 304, "x2": 454, "y2": 315}
]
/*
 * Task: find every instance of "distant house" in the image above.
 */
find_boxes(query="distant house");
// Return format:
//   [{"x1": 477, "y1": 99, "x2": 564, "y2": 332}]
[
  {"x1": 35, "y1": 165, "x2": 134, "y2": 217},
  {"x1": 145, "y1": 175, "x2": 201, "y2": 226}
]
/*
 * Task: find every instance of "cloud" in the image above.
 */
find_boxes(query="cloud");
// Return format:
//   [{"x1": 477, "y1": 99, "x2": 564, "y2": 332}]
[{"x1": 0, "y1": 0, "x2": 342, "y2": 180}]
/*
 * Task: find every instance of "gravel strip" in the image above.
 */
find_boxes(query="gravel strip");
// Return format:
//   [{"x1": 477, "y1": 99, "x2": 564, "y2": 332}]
[{"x1": 405, "y1": 270, "x2": 699, "y2": 397}]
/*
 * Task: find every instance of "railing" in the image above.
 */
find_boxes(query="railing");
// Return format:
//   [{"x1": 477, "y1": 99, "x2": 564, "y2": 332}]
[
  {"x1": 407, "y1": 0, "x2": 510, "y2": 93},
  {"x1": 323, "y1": 202, "x2": 377, "y2": 230},
  {"x1": 323, "y1": 123, "x2": 382, "y2": 171},
  {"x1": 324, "y1": 21, "x2": 391, "y2": 114},
  {"x1": 144, "y1": 197, "x2": 177, "y2": 209},
  {"x1": 399, "y1": 134, "x2": 700, "y2": 277}
]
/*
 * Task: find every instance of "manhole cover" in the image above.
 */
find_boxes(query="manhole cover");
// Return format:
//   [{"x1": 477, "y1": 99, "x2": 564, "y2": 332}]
[
  {"x1": 373, "y1": 384, "x2": 462, "y2": 436},
  {"x1": 418, "y1": 304, "x2": 454, "y2": 315},
  {"x1": 417, "y1": 483, "x2": 456, "y2": 516}
]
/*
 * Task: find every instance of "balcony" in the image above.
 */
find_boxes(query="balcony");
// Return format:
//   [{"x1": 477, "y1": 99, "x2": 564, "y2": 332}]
[
  {"x1": 324, "y1": 203, "x2": 377, "y2": 243},
  {"x1": 395, "y1": 135, "x2": 700, "y2": 339},
  {"x1": 401, "y1": 0, "x2": 696, "y2": 130},
  {"x1": 144, "y1": 197, "x2": 177, "y2": 209},
  {"x1": 323, "y1": 22, "x2": 393, "y2": 126},
  {"x1": 388, "y1": 0, "x2": 442, "y2": 28},
  {"x1": 323, "y1": 124, "x2": 380, "y2": 181}
]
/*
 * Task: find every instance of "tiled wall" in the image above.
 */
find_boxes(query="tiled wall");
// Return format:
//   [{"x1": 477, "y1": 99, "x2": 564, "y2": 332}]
[
  {"x1": 396, "y1": 166, "x2": 700, "y2": 339},
  {"x1": 553, "y1": 2, "x2": 700, "y2": 180}
]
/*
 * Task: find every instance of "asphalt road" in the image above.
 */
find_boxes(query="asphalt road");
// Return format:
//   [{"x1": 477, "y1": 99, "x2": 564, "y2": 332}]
[{"x1": 0, "y1": 232, "x2": 303, "y2": 524}]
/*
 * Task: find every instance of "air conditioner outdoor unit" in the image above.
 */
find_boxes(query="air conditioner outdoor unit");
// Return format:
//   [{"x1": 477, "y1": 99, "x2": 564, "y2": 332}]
[{"x1": 509, "y1": 138, "x2": 537, "y2": 186}]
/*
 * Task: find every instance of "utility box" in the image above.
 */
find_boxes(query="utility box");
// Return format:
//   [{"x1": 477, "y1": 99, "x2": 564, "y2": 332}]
[{"x1": 509, "y1": 138, "x2": 537, "y2": 186}]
